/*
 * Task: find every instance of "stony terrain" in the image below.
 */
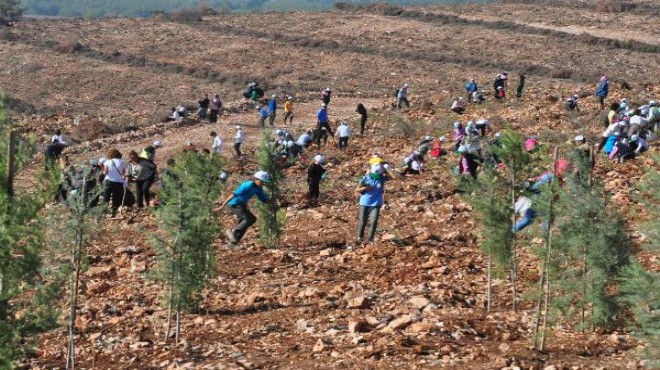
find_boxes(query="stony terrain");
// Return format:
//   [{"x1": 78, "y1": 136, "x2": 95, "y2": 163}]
[{"x1": 1, "y1": 3, "x2": 658, "y2": 369}]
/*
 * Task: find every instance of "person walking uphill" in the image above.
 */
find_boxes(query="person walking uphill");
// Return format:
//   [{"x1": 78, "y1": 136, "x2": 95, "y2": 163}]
[
  {"x1": 356, "y1": 103, "x2": 368, "y2": 135},
  {"x1": 595, "y1": 75, "x2": 609, "y2": 110},
  {"x1": 126, "y1": 150, "x2": 157, "y2": 209},
  {"x1": 355, "y1": 163, "x2": 391, "y2": 245},
  {"x1": 221, "y1": 171, "x2": 273, "y2": 246}
]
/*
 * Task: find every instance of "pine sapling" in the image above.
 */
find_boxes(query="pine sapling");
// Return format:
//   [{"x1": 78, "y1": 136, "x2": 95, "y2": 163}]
[{"x1": 255, "y1": 130, "x2": 285, "y2": 248}]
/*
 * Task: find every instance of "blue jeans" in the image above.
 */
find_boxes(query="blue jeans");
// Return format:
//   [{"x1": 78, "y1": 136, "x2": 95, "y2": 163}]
[
  {"x1": 513, "y1": 209, "x2": 536, "y2": 232},
  {"x1": 532, "y1": 173, "x2": 554, "y2": 192}
]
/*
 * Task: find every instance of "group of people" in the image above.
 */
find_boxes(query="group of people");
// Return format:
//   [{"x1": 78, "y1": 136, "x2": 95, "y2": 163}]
[{"x1": 47, "y1": 72, "x2": 655, "y2": 249}]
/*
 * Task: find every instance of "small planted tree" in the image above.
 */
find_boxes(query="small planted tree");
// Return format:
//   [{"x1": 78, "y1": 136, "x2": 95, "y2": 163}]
[
  {"x1": 462, "y1": 168, "x2": 514, "y2": 312},
  {"x1": 0, "y1": 0, "x2": 24, "y2": 23},
  {"x1": 152, "y1": 151, "x2": 223, "y2": 343},
  {"x1": 255, "y1": 130, "x2": 285, "y2": 248},
  {"x1": 46, "y1": 164, "x2": 105, "y2": 370},
  {"x1": 0, "y1": 94, "x2": 58, "y2": 368},
  {"x1": 619, "y1": 159, "x2": 659, "y2": 365},
  {"x1": 491, "y1": 130, "x2": 531, "y2": 310}
]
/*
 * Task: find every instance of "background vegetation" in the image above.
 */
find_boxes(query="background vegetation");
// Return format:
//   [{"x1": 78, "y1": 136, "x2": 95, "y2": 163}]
[{"x1": 17, "y1": 0, "x2": 491, "y2": 18}]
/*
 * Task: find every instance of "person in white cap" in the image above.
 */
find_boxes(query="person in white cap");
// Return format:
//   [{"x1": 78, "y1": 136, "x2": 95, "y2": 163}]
[
  {"x1": 564, "y1": 94, "x2": 580, "y2": 111},
  {"x1": 396, "y1": 83, "x2": 409, "y2": 110},
  {"x1": 234, "y1": 125, "x2": 244, "y2": 157},
  {"x1": 210, "y1": 131, "x2": 222, "y2": 154},
  {"x1": 307, "y1": 154, "x2": 327, "y2": 205},
  {"x1": 220, "y1": 170, "x2": 273, "y2": 245},
  {"x1": 354, "y1": 163, "x2": 391, "y2": 244}
]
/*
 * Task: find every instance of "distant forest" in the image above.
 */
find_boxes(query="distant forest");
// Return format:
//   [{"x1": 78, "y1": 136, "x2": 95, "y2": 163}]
[{"x1": 22, "y1": 0, "x2": 491, "y2": 18}]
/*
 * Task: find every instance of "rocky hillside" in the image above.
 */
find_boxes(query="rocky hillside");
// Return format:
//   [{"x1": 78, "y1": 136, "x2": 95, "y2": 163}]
[{"x1": 1, "y1": 3, "x2": 658, "y2": 369}]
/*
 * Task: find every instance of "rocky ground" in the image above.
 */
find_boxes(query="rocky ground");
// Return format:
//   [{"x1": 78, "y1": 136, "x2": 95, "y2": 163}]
[{"x1": 1, "y1": 3, "x2": 658, "y2": 369}]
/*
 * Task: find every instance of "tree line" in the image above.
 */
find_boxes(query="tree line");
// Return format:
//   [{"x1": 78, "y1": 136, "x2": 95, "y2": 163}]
[{"x1": 2, "y1": 0, "x2": 489, "y2": 19}]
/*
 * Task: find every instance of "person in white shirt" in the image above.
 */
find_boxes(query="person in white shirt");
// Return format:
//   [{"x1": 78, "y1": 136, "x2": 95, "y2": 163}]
[
  {"x1": 627, "y1": 110, "x2": 649, "y2": 136},
  {"x1": 297, "y1": 130, "x2": 313, "y2": 149},
  {"x1": 102, "y1": 148, "x2": 128, "y2": 216},
  {"x1": 336, "y1": 121, "x2": 351, "y2": 149},
  {"x1": 210, "y1": 131, "x2": 222, "y2": 154},
  {"x1": 51, "y1": 129, "x2": 69, "y2": 146},
  {"x1": 598, "y1": 121, "x2": 625, "y2": 151},
  {"x1": 234, "y1": 125, "x2": 244, "y2": 157}
]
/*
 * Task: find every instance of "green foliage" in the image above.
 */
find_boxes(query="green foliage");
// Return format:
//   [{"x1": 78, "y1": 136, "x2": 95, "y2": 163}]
[
  {"x1": 462, "y1": 169, "x2": 514, "y2": 272},
  {"x1": 619, "y1": 262, "x2": 659, "y2": 366},
  {"x1": 492, "y1": 130, "x2": 531, "y2": 177},
  {"x1": 21, "y1": 0, "x2": 492, "y2": 17},
  {"x1": 255, "y1": 130, "x2": 285, "y2": 248},
  {"x1": 0, "y1": 0, "x2": 23, "y2": 22},
  {"x1": 550, "y1": 176, "x2": 631, "y2": 329},
  {"x1": 152, "y1": 151, "x2": 223, "y2": 312},
  {"x1": 0, "y1": 94, "x2": 57, "y2": 369}
]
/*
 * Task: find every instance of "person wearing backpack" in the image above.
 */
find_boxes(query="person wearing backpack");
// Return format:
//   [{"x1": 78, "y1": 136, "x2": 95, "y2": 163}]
[{"x1": 355, "y1": 163, "x2": 391, "y2": 245}]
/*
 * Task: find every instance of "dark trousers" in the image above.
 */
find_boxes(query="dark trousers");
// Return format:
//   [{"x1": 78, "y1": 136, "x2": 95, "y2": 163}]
[
  {"x1": 397, "y1": 97, "x2": 409, "y2": 109},
  {"x1": 360, "y1": 115, "x2": 367, "y2": 135},
  {"x1": 338, "y1": 136, "x2": 349, "y2": 149},
  {"x1": 308, "y1": 180, "x2": 320, "y2": 201},
  {"x1": 209, "y1": 109, "x2": 219, "y2": 123},
  {"x1": 269, "y1": 112, "x2": 276, "y2": 126},
  {"x1": 135, "y1": 177, "x2": 154, "y2": 208},
  {"x1": 313, "y1": 129, "x2": 328, "y2": 148},
  {"x1": 230, "y1": 204, "x2": 257, "y2": 242},
  {"x1": 104, "y1": 181, "x2": 124, "y2": 215},
  {"x1": 283, "y1": 111, "x2": 294, "y2": 124},
  {"x1": 357, "y1": 205, "x2": 381, "y2": 242},
  {"x1": 598, "y1": 96, "x2": 605, "y2": 109},
  {"x1": 319, "y1": 121, "x2": 333, "y2": 136},
  {"x1": 516, "y1": 86, "x2": 524, "y2": 98},
  {"x1": 597, "y1": 136, "x2": 608, "y2": 152},
  {"x1": 234, "y1": 143, "x2": 242, "y2": 157},
  {"x1": 258, "y1": 116, "x2": 267, "y2": 129},
  {"x1": 451, "y1": 107, "x2": 465, "y2": 115}
]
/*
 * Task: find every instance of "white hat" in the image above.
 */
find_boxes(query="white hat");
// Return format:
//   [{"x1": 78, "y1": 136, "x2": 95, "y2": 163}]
[
  {"x1": 287, "y1": 95, "x2": 292, "y2": 100},
  {"x1": 272, "y1": 94, "x2": 276, "y2": 98},
  {"x1": 275, "y1": 129, "x2": 283, "y2": 135},
  {"x1": 495, "y1": 132, "x2": 502, "y2": 138},
  {"x1": 314, "y1": 154, "x2": 326, "y2": 164},
  {"x1": 439, "y1": 136, "x2": 447, "y2": 142},
  {"x1": 219, "y1": 172, "x2": 228, "y2": 180},
  {"x1": 286, "y1": 140, "x2": 294, "y2": 148},
  {"x1": 383, "y1": 163, "x2": 391, "y2": 170},
  {"x1": 572, "y1": 94, "x2": 578, "y2": 99},
  {"x1": 235, "y1": 125, "x2": 241, "y2": 129},
  {"x1": 458, "y1": 97, "x2": 464, "y2": 101},
  {"x1": 186, "y1": 141, "x2": 193, "y2": 146},
  {"x1": 370, "y1": 164, "x2": 384, "y2": 174},
  {"x1": 650, "y1": 100, "x2": 658, "y2": 107},
  {"x1": 574, "y1": 135, "x2": 585, "y2": 141},
  {"x1": 153, "y1": 140, "x2": 163, "y2": 148},
  {"x1": 254, "y1": 171, "x2": 270, "y2": 182},
  {"x1": 403, "y1": 83, "x2": 409, "y2": 88},
  {"x1": 320, "y1": 103, "x2": 327, "y2": 107},
  {"x1": 423, "y1": 135, "x2": 432, "y2": 141}
]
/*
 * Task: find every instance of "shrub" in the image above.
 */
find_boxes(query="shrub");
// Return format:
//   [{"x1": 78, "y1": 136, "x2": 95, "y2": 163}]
[{"x1": 54, "y1": 38, "x2": 84, "y2": 54}]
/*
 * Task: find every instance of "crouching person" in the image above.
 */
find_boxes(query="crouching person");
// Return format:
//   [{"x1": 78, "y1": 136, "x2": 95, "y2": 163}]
[
  {"x1": 513, "y1": 196, "x2": 536, "y2": 233},
  {"x1": 221, "y1": 171, "x2": 273, "y2": 247}
]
